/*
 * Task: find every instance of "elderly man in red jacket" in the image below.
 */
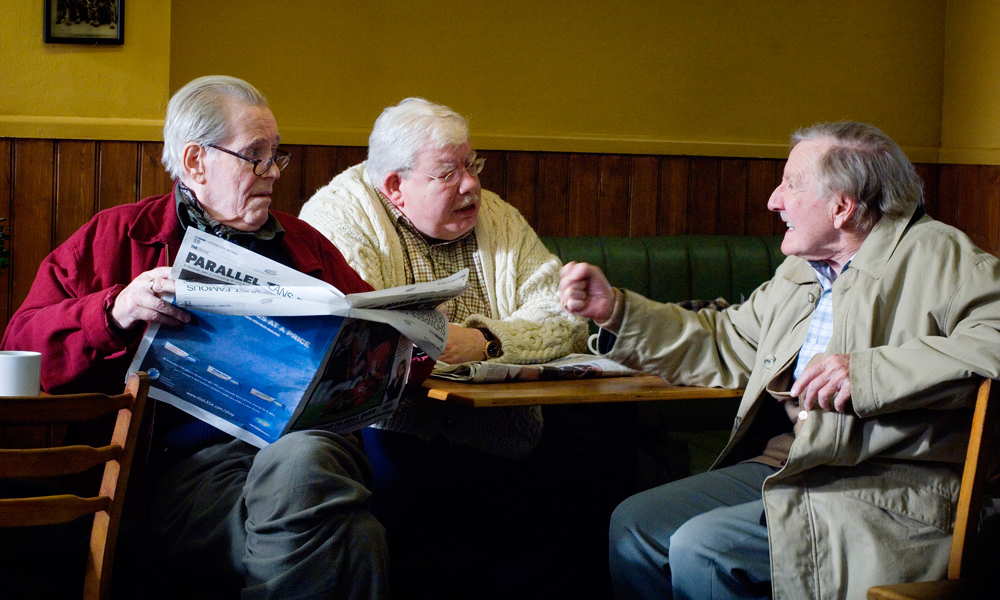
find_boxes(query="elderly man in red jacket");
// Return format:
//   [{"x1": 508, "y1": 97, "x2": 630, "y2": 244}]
[{"x1": 1, "y1": 76, "x2": 389, "y2": 600}]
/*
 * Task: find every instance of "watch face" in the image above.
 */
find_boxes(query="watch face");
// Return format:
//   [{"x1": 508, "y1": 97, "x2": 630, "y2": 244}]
[{"x1": 485, "y1": 340, "x2": 503, "y2": 359}]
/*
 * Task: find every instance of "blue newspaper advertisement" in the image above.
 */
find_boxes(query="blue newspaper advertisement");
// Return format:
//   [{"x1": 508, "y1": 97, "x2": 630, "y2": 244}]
[{"x1": 128, "y1": 229, "x2": 465, "y2": 448}]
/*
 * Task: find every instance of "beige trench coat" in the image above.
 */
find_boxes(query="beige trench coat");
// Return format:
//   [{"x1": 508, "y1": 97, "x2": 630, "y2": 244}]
[{"x1": 605, "y1": 205, "x2": 1000, "y2": 599}]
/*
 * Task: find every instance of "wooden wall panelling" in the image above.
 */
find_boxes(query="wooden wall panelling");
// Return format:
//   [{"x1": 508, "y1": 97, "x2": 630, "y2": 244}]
[
  {"x1": 629, "y1": 156, "x2": 660, "y2": 237},
  {"x1": 98, "y1": 141, "x2": 139, "y2": 213},
  {"x1": 929, "y1": 163, "x2": 1000, "y2": 255},
  {"x1": 301, "y1": 145, "x2": 339, "y2": 202},
  {"x1": 6, "y1": 139, "x2": 1000, "y2": 349},
  {"x1": 139, "y1": 142, "x2": 172, "y2": 202},
  {"x1": 1, "y1": 139, "x2": 11, "y2": 332},
  {"x1": 658, "y1": 157, "x2": 690, "y2": 235},
  {"x1": 505, "y1": 152, "x2": 538, "y2": 229},
  {"x1": 688, "y1": 158, "x2": 721, "y2": 234},
  {"x1": 935, "y1": 163, "x2": 959, "y2": 227},
  {"x1": 914, "y1": 163, "x2": 939, "y2": 219},
  {"x1": 0, "y1": 139, "x2": 9, "y2": 448},
  {"x1": 55, "y1": 141, "x2": 97, "y2": 246},
  {"x1": 335, "y1": 147, "x2": 367, "y2": 179},
  {"x1": 11, "y1": 140, "x2": 56, "y2": 311},
  {"x1": 940, "y1": 164, "x2": 980, "y2": 249},
  {"x1": 269, "y1": 143, "x2": 305, "y2": 216},
  {"x1": 979, "y1": 165, "x2": 1000, "y2": 257},
  {"x1": 7, "y1": 139, "x2": 57, "y2": 449},
  {"x1": 718, "y1": 159, "x2": 749, "y2": 236},
  {"x1": 597, "y1": 155, "x2": 630, "y2": 237},
  {"x1": 535, "y1": 154, "x2": 570, "y2": 237},
  {"x1": 771, "y1": 161, "x2": 787, "y2": 235},
  {"x1": 568, "y1": 154, "x2": 600, "y2": 236},
  {"x1": 746, "y1": 160, "x2": 780, "y2": 236},
  {"x1": 477, "y1": 150, "x2": 507, "y2": 200}
]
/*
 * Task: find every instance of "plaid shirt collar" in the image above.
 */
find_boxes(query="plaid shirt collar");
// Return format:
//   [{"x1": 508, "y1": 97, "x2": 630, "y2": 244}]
[{"x1": 793, "y1": 257, "x2": 854, "y2": 380}]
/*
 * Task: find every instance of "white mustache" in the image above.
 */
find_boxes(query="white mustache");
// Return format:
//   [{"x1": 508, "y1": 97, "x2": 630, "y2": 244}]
[{"x1": 455, "y1": 193, "x2": 479, "y2": 209}]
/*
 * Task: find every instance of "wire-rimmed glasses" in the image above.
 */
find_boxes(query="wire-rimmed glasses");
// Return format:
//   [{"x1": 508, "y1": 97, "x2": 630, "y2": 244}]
[{"x1": 419, "y1": 153, "x2": 486, "y2": 187}]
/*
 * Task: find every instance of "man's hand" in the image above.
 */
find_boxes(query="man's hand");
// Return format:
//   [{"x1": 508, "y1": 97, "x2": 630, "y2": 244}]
[
  {"x1": 790, "y1": 353, "x2": 852, "y2": 413},
  {"x1": 559, "y1": 261, "x2": 616, "y2": 323},
  {"x1": 110, "y1": 266, "x2": 191, "y2": 331},
  {"x1": 438, "y1": 324, "x2": 488, "y2": 364}
]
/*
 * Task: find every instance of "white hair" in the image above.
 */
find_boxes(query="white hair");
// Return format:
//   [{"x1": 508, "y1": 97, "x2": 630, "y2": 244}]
[
  {"x1": 792, "y1": 121, "x2": 923, "y2": 233},
  {"x1": 365, "y1": 98, "x2": 470, "y2": 186},
  {"x1": 161, "y1": 76, "x2": 268, "y2": 180}
]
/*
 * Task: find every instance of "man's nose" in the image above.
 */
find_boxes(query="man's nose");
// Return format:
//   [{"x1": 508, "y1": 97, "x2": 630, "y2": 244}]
[
  {"x1": 458, "y1": 169, "x2": 480, "y2": 194},
  {"x1": 766, "y1": 188, "x2": 781, "y2": 212},
  {"x1": 262, "y1": 159, "x2": 281, "y2": 180}
]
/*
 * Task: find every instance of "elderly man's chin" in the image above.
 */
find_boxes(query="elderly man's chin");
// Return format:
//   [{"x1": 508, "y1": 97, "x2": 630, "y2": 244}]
[
  {"x1": 230, "y1": 201, "x2": 272, "y2": 232},
  {"x1": 779, "y1": 227, "x2": 801, "y2": 257},
  {"x1": 449, "y1": 203, "x2": 479, "y2": 236}
]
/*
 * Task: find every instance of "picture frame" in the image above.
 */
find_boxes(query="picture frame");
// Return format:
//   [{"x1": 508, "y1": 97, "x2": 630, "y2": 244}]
[{"x1": 44, "y1": 0, "x2": 124, "y2": 45}]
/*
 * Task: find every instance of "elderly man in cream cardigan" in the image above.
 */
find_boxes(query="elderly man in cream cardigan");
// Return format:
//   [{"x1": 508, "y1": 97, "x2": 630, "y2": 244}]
[{"x1": 300, "y1": 98, "x2": 603, "y2": 599}]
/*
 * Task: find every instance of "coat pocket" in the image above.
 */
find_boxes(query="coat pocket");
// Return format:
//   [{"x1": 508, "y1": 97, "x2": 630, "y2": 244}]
[{"x1": 836, "y1": 460, "x2": 961, "y2": 532}]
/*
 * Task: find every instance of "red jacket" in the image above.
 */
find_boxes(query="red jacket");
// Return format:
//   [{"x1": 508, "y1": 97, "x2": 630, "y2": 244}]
[{"x1": 1, "y1": 188, "x2": 374, "y2": 395}]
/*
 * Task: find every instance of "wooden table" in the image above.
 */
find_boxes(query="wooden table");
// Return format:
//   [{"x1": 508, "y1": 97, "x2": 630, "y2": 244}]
[
  {"x1": 423, "y1": 374, "x2": 744, "y2": 408},
  {"x1": 423, "y1": 375, "x2": 745, "y2": 499}
]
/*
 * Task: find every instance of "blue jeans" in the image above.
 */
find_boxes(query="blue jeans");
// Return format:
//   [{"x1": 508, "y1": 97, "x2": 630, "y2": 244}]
[{"x1": 609, "y1": 462, "x2": 777, "y2": 600}]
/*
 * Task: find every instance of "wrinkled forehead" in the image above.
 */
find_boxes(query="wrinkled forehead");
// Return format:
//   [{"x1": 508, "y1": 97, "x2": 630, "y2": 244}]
[
  {"x1": 416, "y1": 141, "x2": 473, "y2": 168},
  {"x1": 787, "y1": 138, "x2": 834, "y2": 177},
  {"x1": 223, "y1": 102, "x2": 281, "y2": 148}
]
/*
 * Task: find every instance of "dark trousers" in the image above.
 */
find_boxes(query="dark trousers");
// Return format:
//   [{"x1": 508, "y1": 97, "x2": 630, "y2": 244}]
[{"x1": 362, "y1": 405, "x2": 618, "y2": 599}]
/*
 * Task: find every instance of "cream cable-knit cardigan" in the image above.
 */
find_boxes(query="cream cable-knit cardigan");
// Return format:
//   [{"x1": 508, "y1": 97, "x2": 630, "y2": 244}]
[{"x1": 300, "y1": 162, "x2": 587, "y2": 457}]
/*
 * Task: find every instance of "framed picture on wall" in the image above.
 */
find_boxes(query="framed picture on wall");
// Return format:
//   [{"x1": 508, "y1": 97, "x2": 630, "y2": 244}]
[{"x1": 44, "y1": 0, "x2": 124, "y2": 45}]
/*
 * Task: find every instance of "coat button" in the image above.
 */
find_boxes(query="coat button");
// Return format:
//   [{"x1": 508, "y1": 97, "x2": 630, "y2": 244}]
[
  {"x1": 808, "y1": 293, "x2": 816, "y2": 303},
  {"x1": 763, "y1": 356, "x2": 775, "y2": 368}
]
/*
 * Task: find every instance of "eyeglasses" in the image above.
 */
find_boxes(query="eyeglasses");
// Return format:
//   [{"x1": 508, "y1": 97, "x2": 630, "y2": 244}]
[
  {"x1": 418, "y1": 154, "x2": 486, "y2": 187},
  {"x1": 206, "y1": 144, "x2": 292, "y2": 176}
]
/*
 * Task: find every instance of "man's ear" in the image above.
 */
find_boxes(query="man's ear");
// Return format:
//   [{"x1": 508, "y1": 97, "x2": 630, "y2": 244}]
[
  {"x1": 182, "y1": 142, "x2": 209, "y2": 184},
  {"x1": 381, "y1": 171, "x2": 405, "y2": 207},
  {"x1": 830, "y1": 193, "x2": 857, "y2": 230}
]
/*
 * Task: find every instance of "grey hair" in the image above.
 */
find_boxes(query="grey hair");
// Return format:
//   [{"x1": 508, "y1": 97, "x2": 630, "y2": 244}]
[
  {"x1": 161, "y1": 76, "x2": 269, "y2": 180},
  {"x1": 365, "y1": 98, "x2": 470, "y2": 186},
  {"x1": 791, "y1": 121, "x2": 923, "y2": 233}
]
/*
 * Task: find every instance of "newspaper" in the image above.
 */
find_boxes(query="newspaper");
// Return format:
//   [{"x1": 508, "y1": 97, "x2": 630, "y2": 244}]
[
  {"x1": 431, "y1": 353, "x2": 640, "y2": 383},
  {"x1": 128, "y1": 228, "x2": 467, "y2": 448}
]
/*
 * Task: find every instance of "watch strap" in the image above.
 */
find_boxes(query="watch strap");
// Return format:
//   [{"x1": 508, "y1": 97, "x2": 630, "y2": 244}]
[{"x1": 477, "y1": 328, "x2": 503, "y2": 359}]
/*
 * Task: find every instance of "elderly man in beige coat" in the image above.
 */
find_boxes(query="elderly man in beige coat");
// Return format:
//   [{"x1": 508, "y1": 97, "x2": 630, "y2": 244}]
[{"x1": 561, "y1": 121, "x2": 1000, "y2": 599}]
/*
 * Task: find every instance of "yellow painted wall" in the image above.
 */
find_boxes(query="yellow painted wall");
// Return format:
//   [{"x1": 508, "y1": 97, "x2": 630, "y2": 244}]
[
  {"x1": 168, "y1": 1, "x2": 946, "y2": 160},
  {"x1": 940, "y1": 0, "x2": 1000, "y2": 164},
  {"x1": 0, "y1": 0, "x2": 171, "y2": 140},
  {"x1": 0, "y1": 0, "x2": 963, "y2": 163}
]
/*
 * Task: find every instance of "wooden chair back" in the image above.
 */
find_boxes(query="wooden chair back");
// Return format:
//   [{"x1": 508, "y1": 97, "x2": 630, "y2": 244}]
[
  {"x1": 0, "y1": 372, "x2": 150, "y2": 600},
  {"x1": 867, "y1": 376, "x2": 999, "y2": 599}
]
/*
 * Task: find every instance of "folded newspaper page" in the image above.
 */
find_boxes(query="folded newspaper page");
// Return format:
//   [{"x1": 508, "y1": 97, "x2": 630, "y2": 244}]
[
  {"x1": 431, "y1": 353, "x2": 640, "y2": 383},
  {"x1": 128, "y1": 228, "x2": 467, "y2": 448}
]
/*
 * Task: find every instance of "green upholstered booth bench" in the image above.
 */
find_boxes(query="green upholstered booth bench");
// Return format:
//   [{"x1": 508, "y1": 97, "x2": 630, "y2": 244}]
[
  {"x1": 539, "y1": 234, "x2": 785, "y2": 307},
  {"x1": 539, "y1": 234, "x2": 785, "y2": 474}
]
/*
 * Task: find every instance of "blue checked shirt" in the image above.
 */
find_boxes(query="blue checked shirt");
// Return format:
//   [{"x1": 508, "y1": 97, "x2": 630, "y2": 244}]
[{"x1": 793, "y1": 259, "x2": 852, "y2": 380}]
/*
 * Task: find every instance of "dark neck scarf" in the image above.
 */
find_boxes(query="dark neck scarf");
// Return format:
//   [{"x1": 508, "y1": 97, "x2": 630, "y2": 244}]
[{"x1": 174, "y1": 182, "x2": 287, "y2": 263}]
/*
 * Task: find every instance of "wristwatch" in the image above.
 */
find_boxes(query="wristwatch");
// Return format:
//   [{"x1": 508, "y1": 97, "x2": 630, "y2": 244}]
[{"x1": 478, "y1": 328, "x2": 503, "y2": 359}]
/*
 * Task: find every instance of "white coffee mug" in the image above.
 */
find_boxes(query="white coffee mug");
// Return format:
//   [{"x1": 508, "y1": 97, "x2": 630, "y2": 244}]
[
  {"x1": 0, "y1": 351, "x2": 42, "y2": 396},
  {"x1": 587, "y1": 333, "x2": 601, "y2": 355}
]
